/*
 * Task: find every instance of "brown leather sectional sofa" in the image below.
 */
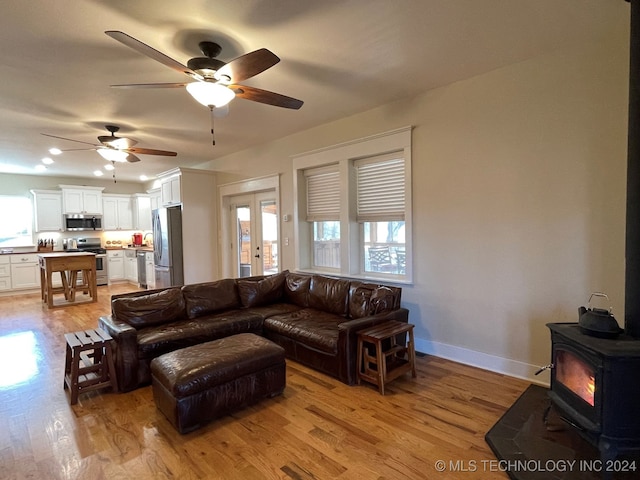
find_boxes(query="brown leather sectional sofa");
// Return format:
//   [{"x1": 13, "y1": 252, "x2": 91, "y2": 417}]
[{"x1": 98, "y1": 270, "x2": 409, "y2": 392}]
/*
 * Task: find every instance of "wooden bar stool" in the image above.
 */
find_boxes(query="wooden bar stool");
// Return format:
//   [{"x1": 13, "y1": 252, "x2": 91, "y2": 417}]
[
  {"x1": 357, "y1": 320, "x2": 416, "y2": 395},
  {"x1": 63, "y1": 328, "x2": 118, "y2": 405}
]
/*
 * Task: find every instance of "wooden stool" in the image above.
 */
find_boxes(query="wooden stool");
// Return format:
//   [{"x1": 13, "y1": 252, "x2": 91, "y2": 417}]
[
  {"x1": 357, "y1": 320, "x2": 416, "y2": 395},
  {"x1": 64, "y1": 328, "x2": 118, "y2": 405}
]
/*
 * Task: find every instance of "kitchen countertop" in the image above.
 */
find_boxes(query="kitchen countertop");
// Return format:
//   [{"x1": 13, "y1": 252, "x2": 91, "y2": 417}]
[
  {"x1": 114, "y1": 246, "x2": 154, "y2": 252},
  {"x1": 1, "y1": 250, "x2": 63, "y2": 255}
]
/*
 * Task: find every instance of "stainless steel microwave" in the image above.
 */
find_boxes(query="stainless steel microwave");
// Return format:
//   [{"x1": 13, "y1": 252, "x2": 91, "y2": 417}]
[{"x1": 64, "y1": 214, "x2": 103, "y2": 231}]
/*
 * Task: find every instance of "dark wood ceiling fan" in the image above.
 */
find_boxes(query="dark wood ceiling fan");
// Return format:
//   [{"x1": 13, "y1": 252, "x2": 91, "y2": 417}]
[
  {"x1": 104, "y1": 30, "x2": 304, "y2": 110},
  {"x1": 41, "y1": 125, "x2": 177, "y2": 163}
]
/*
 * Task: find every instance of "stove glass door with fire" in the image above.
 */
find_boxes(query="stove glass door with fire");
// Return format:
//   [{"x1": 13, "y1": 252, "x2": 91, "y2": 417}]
[{"x1": 549, "y1": 341, "x2": 602, "y2": 433}]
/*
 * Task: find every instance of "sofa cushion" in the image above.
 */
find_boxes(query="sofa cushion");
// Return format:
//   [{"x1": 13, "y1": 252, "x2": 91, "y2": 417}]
[
  {"x1": 112, "y1": 287, "x2": 185, "y2": 329},
  {"x1": 137, "y1": 309, "x2": 264, "y2": 359},
  {"x1": 309, "y1": 275, "x2": 350, "y2": 316},
  {"x1": 284, "y1": 273, "x2": 311, "y2": 307},
  {"x1": 182, "y1": 279, "x2": 240, "y2": 319},
  {"x1": 370, "y1": 286, "x2": 400, "y2": 314},
  {"x1": 348, "y1": 282, "x2": 402, "y2": 318},
  {"x1": 264, "y1": 308, "x2": 341, "y2": 354},
  {"x1": 237, "y1": 271, "x2": 287, "y2": 308}
]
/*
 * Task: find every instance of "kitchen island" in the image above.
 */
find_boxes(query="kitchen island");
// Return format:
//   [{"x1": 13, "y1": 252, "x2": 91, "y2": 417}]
[{"x1": 38, "y1": 252, "x2": 97, "y2": 308}]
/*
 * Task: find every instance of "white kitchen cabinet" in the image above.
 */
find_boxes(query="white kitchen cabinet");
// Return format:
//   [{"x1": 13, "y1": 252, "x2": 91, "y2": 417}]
[
  {"x1": 0, "y1": 256, "x2": 10, "y2": 291},
  {"x1": 31, "y1": 190, "x2": 64, "y2": 232},
  {"x1": 148, "y1": 188, "x2": 161, "y2": 212},
  {"x1": 103, "y1": 194, "x2": 133, "y2": 230},
  {"x1": 160, "y1": 174, "x2": 181, "y2": 206},
  {"x1": 107, "y1": 250, "x2": 125, "y2": 282},
  {"x1": 145, "y1": 252, "x2": 155, "y2": 289},
  {"x1": 132, "y1": 194, "x2": 152, "y2": 231},
  {"x1": 124, "y1": 250, "x2": 138, "y2": 283},
  {"x1": 10, "y1": 254, "x2": 40, "y2": 290},
  {"x1": 60, "y1": 186, "x2": 104, "y2": 214}
]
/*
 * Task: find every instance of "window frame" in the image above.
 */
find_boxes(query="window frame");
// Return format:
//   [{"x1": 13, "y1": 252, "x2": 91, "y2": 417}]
[{"x1": 292, "y1": 126, "x2": 412, "y2": 283}]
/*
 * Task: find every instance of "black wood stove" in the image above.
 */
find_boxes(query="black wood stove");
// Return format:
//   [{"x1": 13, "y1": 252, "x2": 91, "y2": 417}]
[{"x1": 546, "y1": 323, "x2": 640, "y2": 463}]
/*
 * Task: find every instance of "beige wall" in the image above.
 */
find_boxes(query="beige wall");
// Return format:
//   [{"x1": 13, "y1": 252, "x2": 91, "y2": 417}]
[{"x1": 202, "y1": 23, "x2": 629, "y2": 382}]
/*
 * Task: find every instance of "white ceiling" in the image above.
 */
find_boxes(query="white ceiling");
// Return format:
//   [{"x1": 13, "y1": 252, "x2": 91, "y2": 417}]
[{"x1": 0, "y1": 0, "x2": 628, "y2": 183}]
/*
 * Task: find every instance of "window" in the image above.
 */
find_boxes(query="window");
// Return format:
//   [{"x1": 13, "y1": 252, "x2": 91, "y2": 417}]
[
  {"x1": 293, "y1": 126, "x2": 412, "y2": 282},
  {"x1": 305, "y1": 166, "x2": 341, "y2": 269},
  {"x1": 356, "y1": 154, "x2": 406, "y2": 275},
  {"x1": 0, "y1": 196, "x2": 33, "y2": 248}
]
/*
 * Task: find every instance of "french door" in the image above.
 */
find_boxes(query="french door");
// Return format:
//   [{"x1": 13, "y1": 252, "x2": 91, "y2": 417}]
[{"x1": 229, "y1": 191, "x2": 279, "y2": 278}]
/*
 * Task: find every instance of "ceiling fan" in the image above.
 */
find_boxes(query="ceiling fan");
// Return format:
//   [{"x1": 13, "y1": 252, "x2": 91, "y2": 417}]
[
  {"x1": 104, "y1": 31, "x2": 304, "y2": 144},
  {"x1": 41, "y1": 125, "x2": 178, "y2": 163},
  {"x1": 105, "y1": 30, "x2": 304, "y2": 110}
]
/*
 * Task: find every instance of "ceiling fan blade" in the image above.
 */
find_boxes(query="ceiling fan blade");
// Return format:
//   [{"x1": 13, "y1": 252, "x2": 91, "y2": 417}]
[
  {"x1": 105, "y1": 31, "x2": 203, "y2": 81},
  {"x1": 110, "y1": 82, "x2": 189, "y2": 89},
  {"x1": 230, "y1": 84, "x2": 303, "y2": 109},
  {"x1": 98, "y1": 136, "x2": 138, "y2": 148},
  {"x1": 41, "y1": 133, "x2": 98, "y2": 146},
  {"x1": 124, "y1": 147, "x2": 177, "y2": 157},
  {"x1": 215, "y1": 48, "x2": 280, "y2": 83},
  {"x1": 126, "y1": 154, "x2": 141, "y2": 163}
]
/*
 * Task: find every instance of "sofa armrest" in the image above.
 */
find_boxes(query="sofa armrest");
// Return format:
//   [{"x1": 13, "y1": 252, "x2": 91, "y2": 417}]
[
  {"x1": 98, "y1": 315, "x2": 139, "y2": 392},
  {"x1": 337, "y1": 307, "x2": 410, "y2": 385},
  {"x1": 339, "y1": 307, "x2": 409, "y2": 333}
]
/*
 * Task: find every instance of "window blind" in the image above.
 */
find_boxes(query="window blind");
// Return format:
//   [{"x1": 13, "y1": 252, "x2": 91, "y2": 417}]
[
  {"x1": 356, "y1": 154, "x2": 405, "y2": 221},
  {"x1": 305, "y1": 165, "x2": 340, "y2": 221}
]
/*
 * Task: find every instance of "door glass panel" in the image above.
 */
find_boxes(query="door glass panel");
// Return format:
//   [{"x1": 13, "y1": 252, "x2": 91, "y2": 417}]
[
  {"x1": 237, "y1": 206, "x2": 251, "y2": 278},
  {"x1": 261, "y1": 200, "x2": 278, "y2": 274}
]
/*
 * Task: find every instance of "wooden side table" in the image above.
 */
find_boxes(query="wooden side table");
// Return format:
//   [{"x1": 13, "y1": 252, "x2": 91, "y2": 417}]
[
  {"x1": 357, "y1": 320, "x2": 416, "y2": 395},
  {"x1": 63, "y1": 328, "x2": 118, "y2": 405}
]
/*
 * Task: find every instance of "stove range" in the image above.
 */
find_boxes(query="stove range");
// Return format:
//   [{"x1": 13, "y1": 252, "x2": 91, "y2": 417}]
[{"x1": 65, "y1": 237, "x2": 108, "y2": 285}]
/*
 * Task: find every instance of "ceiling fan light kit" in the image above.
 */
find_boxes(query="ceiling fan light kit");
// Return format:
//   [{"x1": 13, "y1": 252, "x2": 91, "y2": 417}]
[
  {"x1": 96, "y1": 148, "x2": 129, "y2": 162},
  {"x1": 186, "y1": 81, "x2": 235, "y2": 107}
]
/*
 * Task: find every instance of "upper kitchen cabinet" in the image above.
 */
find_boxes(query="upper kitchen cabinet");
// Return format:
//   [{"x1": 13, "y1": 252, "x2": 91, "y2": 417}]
[
  {"x1": 148, "y1": 188, "x2": 161, "y2": 212},
  {"x1": 132, "y1": 194, "x2": 152, "y2": 231},
  {"x1": 103, "y1": 194, "x2": 133, "y2": 230},
  {"x1": 31, "y1": 190, "x2": 63, "y2": 232},
  {"x1": 60, "y1": 185, "x2": 104, "y2": 215},
  {"x1": 160, "y1": 173, "x2": 181, "y2": 206}
]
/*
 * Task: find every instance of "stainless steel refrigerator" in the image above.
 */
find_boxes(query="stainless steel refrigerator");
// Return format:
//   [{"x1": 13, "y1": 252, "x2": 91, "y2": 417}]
[{"x1": 152, "y1": 206, "x2": 184, "y2": 288}]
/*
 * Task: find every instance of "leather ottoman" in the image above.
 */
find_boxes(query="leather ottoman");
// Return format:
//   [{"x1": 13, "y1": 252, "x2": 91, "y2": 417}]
[{"x1": 150, "y1": 333, "x2": 286, "y2": 433}]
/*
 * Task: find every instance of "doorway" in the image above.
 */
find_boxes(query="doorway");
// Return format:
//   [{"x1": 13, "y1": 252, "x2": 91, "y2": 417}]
[{"x1": 229, "y1": 191, "x2": 279, "y2": 278}]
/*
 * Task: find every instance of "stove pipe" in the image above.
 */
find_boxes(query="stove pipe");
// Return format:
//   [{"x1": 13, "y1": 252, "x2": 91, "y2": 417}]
[{"x1": 625, "y1": 0, "x2": 640, "y2": 338}]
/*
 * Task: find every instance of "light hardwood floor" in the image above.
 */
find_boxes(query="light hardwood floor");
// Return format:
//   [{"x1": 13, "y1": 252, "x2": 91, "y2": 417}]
[{"x1": 0, "y1": 284, "x2": 530, "y2": 479}]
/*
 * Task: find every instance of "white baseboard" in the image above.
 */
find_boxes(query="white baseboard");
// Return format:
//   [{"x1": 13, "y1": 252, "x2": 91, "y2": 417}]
[{"x1": 414, "y1": 336, "x2": 550, "y2": 387}]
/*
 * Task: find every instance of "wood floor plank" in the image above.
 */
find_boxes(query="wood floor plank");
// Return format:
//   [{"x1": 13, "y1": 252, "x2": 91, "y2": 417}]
[{"x1": 0, "y1": 285, "x2": 530, "y2": 479}]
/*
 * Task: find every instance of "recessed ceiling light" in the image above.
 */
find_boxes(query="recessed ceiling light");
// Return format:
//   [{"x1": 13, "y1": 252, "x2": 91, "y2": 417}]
[
  {"x1": 93, "y1": 170, "x2": 104, "y2": 176},
  {"x1": 41, "y1": 157, "x2": 54, "y2": 165},
  {"x1": 48, "y1": 148, "x2": 62, "y2": 155},
  {"x1": 35, "y1": 164, "x2": 46, "y2": 172},
  {"x1": 104, "y1": 163, "x2": 115, "y2": 171},
  {"x1": 139, "y1": 175, "x2": 148, "y2": 181}
]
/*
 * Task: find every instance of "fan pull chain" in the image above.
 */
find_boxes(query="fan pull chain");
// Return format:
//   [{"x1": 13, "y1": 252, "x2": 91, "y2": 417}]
[
  {"x1": 111, "y1": 161, "x2": 117, "y2": 183},
  {"x1": 209, "y1": 106, "x2": 216, "y2": 146}
]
